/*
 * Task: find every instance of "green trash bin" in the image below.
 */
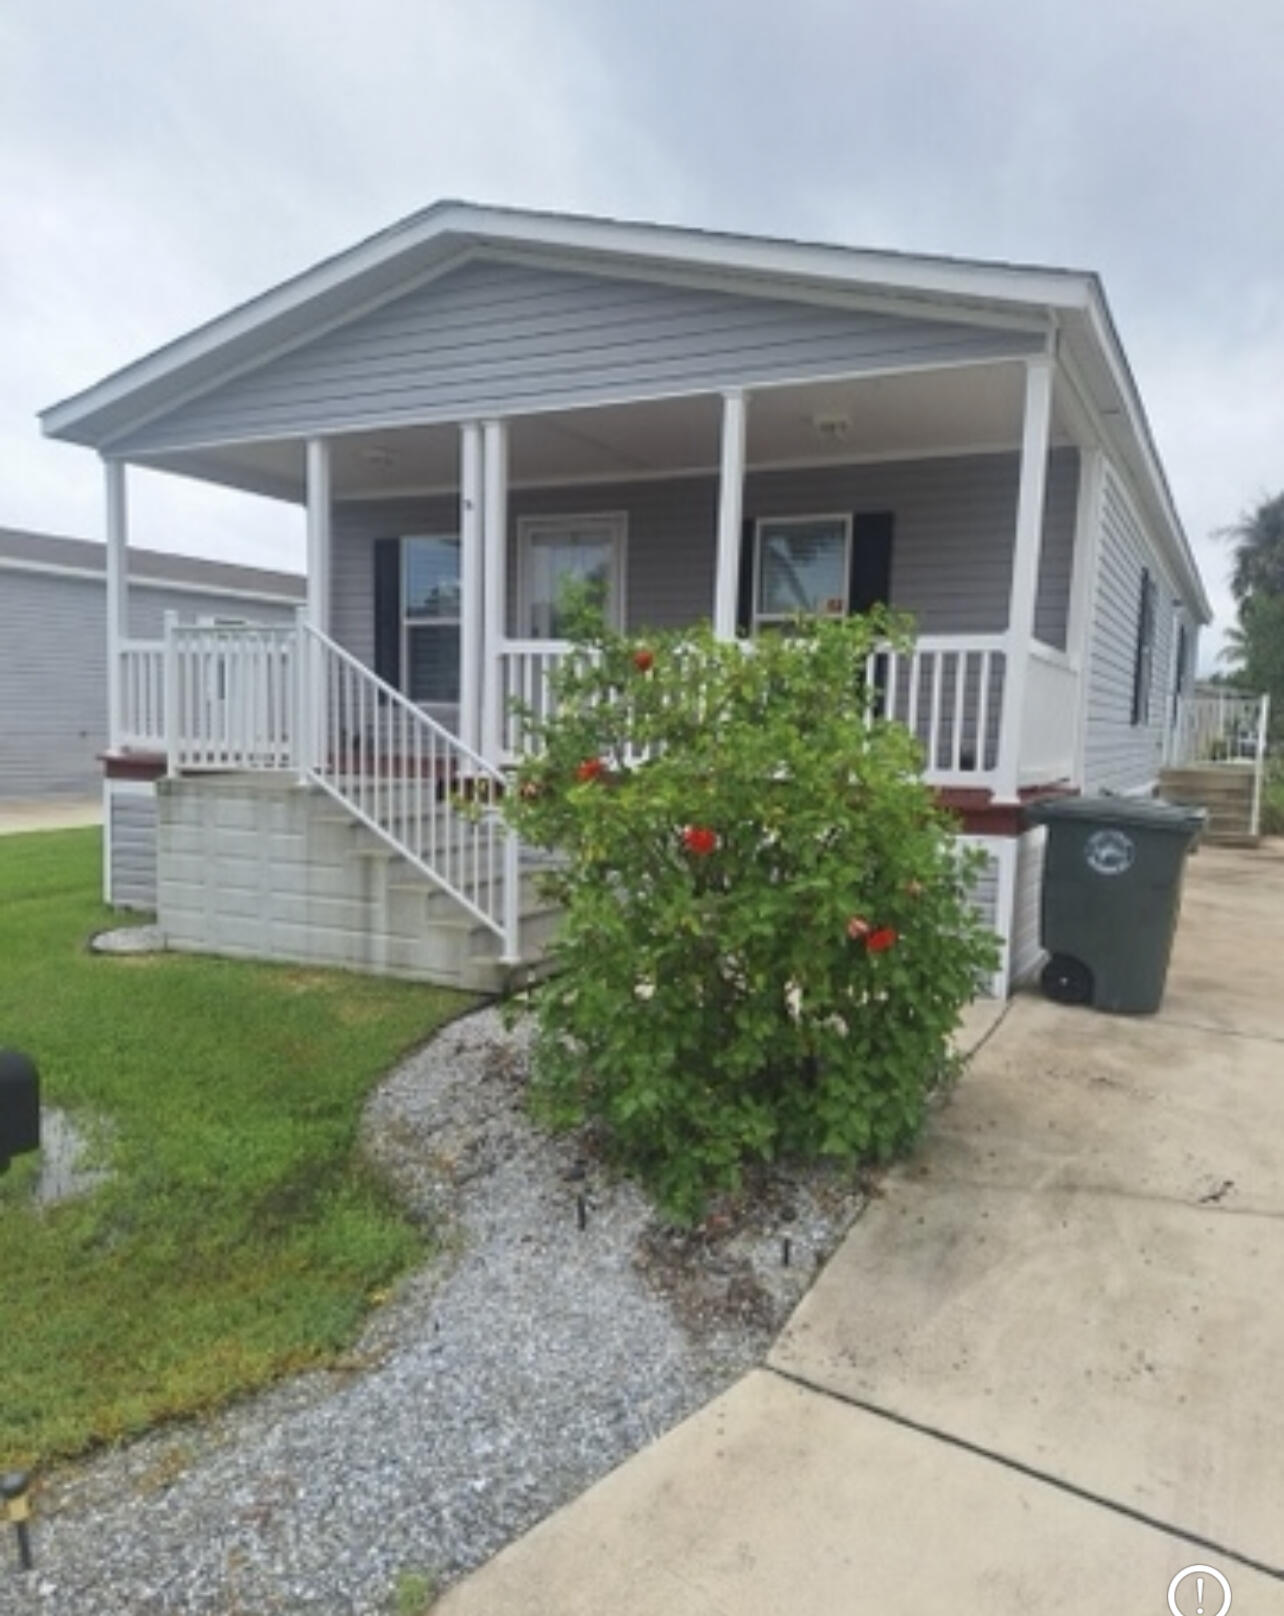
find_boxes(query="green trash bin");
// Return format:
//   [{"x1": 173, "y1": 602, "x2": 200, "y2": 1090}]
[{"x1": 1024, "y1": 795, "x2": 1206, "y2": 1014}]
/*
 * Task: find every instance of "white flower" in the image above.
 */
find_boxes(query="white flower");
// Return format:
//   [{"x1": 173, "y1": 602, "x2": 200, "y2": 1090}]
[
  {"x1": 784, "y1": 980, "x2": 804, "y2": 1021},
  {"x1": 634, "y1": 980, "x2": 656, "y2": 1001}
]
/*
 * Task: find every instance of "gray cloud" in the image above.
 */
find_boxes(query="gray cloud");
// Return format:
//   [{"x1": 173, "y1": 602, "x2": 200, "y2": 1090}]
[{"x1": 5, "y1": 0, "x2": 1281, "y2": 662}]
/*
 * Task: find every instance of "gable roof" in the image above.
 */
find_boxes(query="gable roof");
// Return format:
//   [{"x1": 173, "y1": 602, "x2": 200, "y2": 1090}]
[
  {"x1": 37, "y1": 200, "x2": 1209, "y2": 620},
  {"x1": 0, "y1": 528, "x2": 304, "y2": 602}
]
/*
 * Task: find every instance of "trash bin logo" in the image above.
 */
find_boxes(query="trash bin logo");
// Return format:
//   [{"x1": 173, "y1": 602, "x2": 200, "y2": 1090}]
[{"x1": 1085, "y1": 828, "x2": 1136, "y2": 876}]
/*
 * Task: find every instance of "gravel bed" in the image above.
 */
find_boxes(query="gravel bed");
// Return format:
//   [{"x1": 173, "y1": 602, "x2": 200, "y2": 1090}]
[{"x1": 0, "y1": 1005, "x2": 865, "y2": 1616}]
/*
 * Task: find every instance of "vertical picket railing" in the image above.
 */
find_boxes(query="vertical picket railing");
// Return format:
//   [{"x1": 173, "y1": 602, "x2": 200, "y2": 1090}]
[
  {"x1": 498, "y1": 632, "x2": 1012, "y2": 787},
  {"x1": 117, "y1": 640, "x2": 167, "y2": 749},
  {"x1": 865, "y1": 635, "x2": 1008, "y2": 786},
  {"x1": 165, "y1": 622, "x2": 299, "y2": 771}
]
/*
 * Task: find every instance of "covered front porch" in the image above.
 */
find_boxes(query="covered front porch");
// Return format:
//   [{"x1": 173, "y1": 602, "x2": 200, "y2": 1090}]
[{"x1": 107, "y1": 353, "x2": 1094, "y2": 804}]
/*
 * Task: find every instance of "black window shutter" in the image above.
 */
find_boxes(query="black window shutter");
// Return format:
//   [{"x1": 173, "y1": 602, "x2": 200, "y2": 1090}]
[
  {"x1": 735, "y1": 517, "x2": 756, "y2": 636},
  {"x1": 848, "y1": 512, "x2": 894, "y2": 615},
  {"x1": 374, "y1": 538, "x2": 402, "y2": 689},
  {"x1": 1131, "y1": 567, "x2": 1154, "y2": 726}
]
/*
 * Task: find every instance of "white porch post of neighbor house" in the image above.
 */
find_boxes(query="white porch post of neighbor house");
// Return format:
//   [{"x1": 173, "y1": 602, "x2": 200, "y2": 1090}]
[
  {"x1": 305, "y1": 437, "x2": 332, "y2": 635},
  {"x1": 482, "y1": 418, "x2": 508, "y2": 766},
  {"x1": 459, "y1": 422, "x2": 484, "y2": 758},
  {"x1": 300, "y1": 437, "x2": 332, "y2": 777},
  {"x1": 995, "y1": 355, "x2": 1054, "y2": 801},
  {"x1": 103, "y1": 457, "x2": 129, "y2": 753},
  {"x1": 713, "y1": 389, "x2": 747, "y2": 640}
]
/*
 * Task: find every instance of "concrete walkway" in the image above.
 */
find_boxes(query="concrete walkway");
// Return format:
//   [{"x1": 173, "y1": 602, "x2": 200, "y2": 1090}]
[
  {"x1": 439, "y1": 843, "x2": 1284, "y2": 1614},
  {"x1": 0, "y1": 796, "x2": 101, "y2": 835}
]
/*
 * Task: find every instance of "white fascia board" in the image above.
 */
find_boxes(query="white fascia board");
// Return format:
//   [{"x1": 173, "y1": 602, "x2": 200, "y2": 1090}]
[
  {"x1": 0, "y1": 555, "x2": 303, "y2": 606},
  {"x1": 40, "y1": 199, "x2": 1089, "y2": 446},
  {"x1": 460, "y1": 205, "x2": 1094, "y2": 313},
  {"x1": 1079, "y1": 291, "x2": 1212, "y2": 623}
]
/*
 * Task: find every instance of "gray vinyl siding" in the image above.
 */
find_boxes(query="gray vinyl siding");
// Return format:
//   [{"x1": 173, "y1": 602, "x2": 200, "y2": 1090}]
[
  {"x1": 0, "y1": 570, "x2": 297, "y2": 799},
  {"x1": 109, "y1": 786, "x2": 158, "y2": 909},
  {"x1": 1011, "y1": 827, "x2": 1047, "y2": 985},
  {"x1": 331, "y1": 447, "x2": 1078, "y2": 666},
  {"x1": 114, "y1": 257, "x2": 1046, "y2": 455},
  {"x1": 1082, "y1": 464, "x2": 1181, "y2": 793},
  {"x1": 967, "y1": 846, "x2": 1000, "y2": 932}
]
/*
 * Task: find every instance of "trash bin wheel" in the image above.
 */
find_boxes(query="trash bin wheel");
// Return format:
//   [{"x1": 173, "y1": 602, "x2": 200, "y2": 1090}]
[{"x1": 1041, "y1": 953, "x2": 1093, "y2": 1006}]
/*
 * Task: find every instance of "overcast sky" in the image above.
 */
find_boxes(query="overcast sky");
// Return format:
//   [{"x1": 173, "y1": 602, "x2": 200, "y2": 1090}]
[{"x1": 5, "y1": 0, "x2": 1282, "y2": 664}]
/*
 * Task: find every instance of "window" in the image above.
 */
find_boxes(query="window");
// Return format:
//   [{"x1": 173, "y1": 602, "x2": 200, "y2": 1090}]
[
  {"x1": 1130, "y1": 567, "x2": 1157, "y2": 727},
  {"x1": 753, "y1": 515, "x2": 850, "y2": 630},
  {"x1": 402, "y1": 535, "x2": 460, "y2": 704},
  {"x1": 518, "y1": 514, "x2": 626, "y2": 639}
]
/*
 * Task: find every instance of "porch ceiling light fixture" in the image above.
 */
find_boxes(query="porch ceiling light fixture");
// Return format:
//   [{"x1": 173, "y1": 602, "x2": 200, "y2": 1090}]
[{"x1": 810, "y1": 412, "x2": 852, "y2": 441}]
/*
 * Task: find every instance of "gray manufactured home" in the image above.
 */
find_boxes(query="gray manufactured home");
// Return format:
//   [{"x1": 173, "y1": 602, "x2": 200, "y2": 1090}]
[{"x1": 38, "y1": 202, "x2": 1211, "y2": 995}]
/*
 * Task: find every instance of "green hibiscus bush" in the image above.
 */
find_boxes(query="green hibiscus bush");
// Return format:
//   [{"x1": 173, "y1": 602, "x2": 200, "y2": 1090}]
[{"x1": 503, "y1": 603, "x2": 999, "y2": 1223}]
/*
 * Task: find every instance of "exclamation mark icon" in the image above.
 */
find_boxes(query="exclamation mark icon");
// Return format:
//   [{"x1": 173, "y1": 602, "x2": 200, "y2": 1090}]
[{"x1": 1196, "y1": 1576, "x2": 1204, "y2": 1614}]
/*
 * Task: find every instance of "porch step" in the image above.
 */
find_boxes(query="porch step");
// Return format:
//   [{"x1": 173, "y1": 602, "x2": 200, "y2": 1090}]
[{"x1": 1159, "y1": 765, "x2": 1257, "y2": 845}]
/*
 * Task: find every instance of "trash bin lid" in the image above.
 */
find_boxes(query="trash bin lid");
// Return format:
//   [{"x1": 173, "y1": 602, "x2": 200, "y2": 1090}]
[{"x1": 1025, "y1": 794, "x2": 1207, "y2": 834}]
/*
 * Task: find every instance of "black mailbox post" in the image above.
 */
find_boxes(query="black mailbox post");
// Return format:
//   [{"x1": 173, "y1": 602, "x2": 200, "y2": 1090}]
[{"x1": 0, "y1": 1050, "x2": 40, "y2": 1173}]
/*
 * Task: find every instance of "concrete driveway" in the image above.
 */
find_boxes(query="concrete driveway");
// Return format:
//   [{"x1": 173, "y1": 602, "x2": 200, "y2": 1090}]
[
  {"x1": 439, "y1": 843, "x2": 1284, "y2": 1614},
  {"x1": 0, "y1": 796, "x2": 101, "y2": 835}
]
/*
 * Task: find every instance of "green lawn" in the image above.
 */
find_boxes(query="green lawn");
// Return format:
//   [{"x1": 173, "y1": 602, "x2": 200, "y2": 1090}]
[{"x1": 0, "y1": 828, "x2": 471, "y2": 1467}]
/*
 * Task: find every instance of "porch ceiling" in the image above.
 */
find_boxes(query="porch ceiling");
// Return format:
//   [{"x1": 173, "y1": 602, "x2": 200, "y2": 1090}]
[{"x1": 131, "y1": 360, "x2": 1076, "y2": 504}]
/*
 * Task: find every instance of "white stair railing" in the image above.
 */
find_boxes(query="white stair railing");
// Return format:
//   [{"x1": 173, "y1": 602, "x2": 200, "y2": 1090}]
[{"x1": 301, "y1": 624, "x2": 521, "y2": 960}]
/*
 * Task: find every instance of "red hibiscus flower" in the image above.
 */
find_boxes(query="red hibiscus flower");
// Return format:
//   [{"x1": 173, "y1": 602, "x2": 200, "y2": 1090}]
[
  {"x1": 576, "y1": 758, "x2": 605, "y2": 782},
  {"x1": 866, "y1": 927, "x2": 898, "y2": 953},
  {"x1": 681, "y1": 825, "x2": 718, "y2": 856},
  {"x1": 846, "y1": 915, "x2": 871, "y2": 941},
  {"x1": 633, "y1": 647, "x2": 655, "y2": 673}
]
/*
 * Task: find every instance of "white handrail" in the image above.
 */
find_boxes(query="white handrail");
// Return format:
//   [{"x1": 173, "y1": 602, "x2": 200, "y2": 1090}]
[
  {"x1": 303, "y1": 623, "x2": 521, "y2": 959},
  {"x1": 1251, "y1": 693, "x2": 1272, "y2": 839}
]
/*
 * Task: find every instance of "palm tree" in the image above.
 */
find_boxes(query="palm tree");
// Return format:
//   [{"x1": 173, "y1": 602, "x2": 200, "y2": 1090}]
[{"x1": 1224, "y1": 491, "x2": 1284, "y2": 603}]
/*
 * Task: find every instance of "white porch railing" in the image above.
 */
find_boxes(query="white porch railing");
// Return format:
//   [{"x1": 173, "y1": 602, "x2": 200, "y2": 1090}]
[
  {"x1": 120, "y1": 619, "x2": 521, "y2": 959},
  {"x1": 497, "y1": 632, "x2": 1014, "y2": 789},
  {"x1": 118, "y1": 639, "x2": 167, "y2": 750},
  {"x1": 1018, "y1": 642, "x2": 1079, "y2": 787},
  {"x1": 1169, "y1": 687, "x2": 1272, "y2": 838},
  {"x1": 166, "y1": 622, "x2": 299, "y2": 772}
]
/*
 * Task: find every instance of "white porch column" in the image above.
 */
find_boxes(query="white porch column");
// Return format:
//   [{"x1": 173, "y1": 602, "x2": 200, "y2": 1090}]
[
  {"x1": 481, "y1": 418, "x2": 508, "y2": 766},
  {"x1": 302, "y1": 438, "x2": 332, "y2": 777},
  {"x1": 459, "y1": 422, "x2": 484, "y2": 757},
  {"x1": 712, "y1": 389, "x2": 747, "y2": 640},
  {"x1": 995, "y1": 355, "x2": 1053, "y2": 800},
  {"x1": 103, "y1": 457, "x2": 128, "y2": 753},
  {"x1": 305, "y1": 437, "x2": 332, "y2": 634}
]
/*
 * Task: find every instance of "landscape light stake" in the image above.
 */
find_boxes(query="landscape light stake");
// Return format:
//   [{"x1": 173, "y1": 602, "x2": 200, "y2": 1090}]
[
  {"x1": 781, "y1": 1236, "x2": 792, "y2": 1268},
  {"x1": 1, "y1": 1473, "x2": 33, "y2": 1571},
  {"x1": 576, "y1": 1192, "x2": 588, "y2": 1231}
]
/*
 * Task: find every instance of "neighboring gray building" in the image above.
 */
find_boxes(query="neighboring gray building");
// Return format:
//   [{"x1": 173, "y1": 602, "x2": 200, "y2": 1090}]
[{"x1": 0, "y1": 528, "x2": 303, "y2": 799}]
